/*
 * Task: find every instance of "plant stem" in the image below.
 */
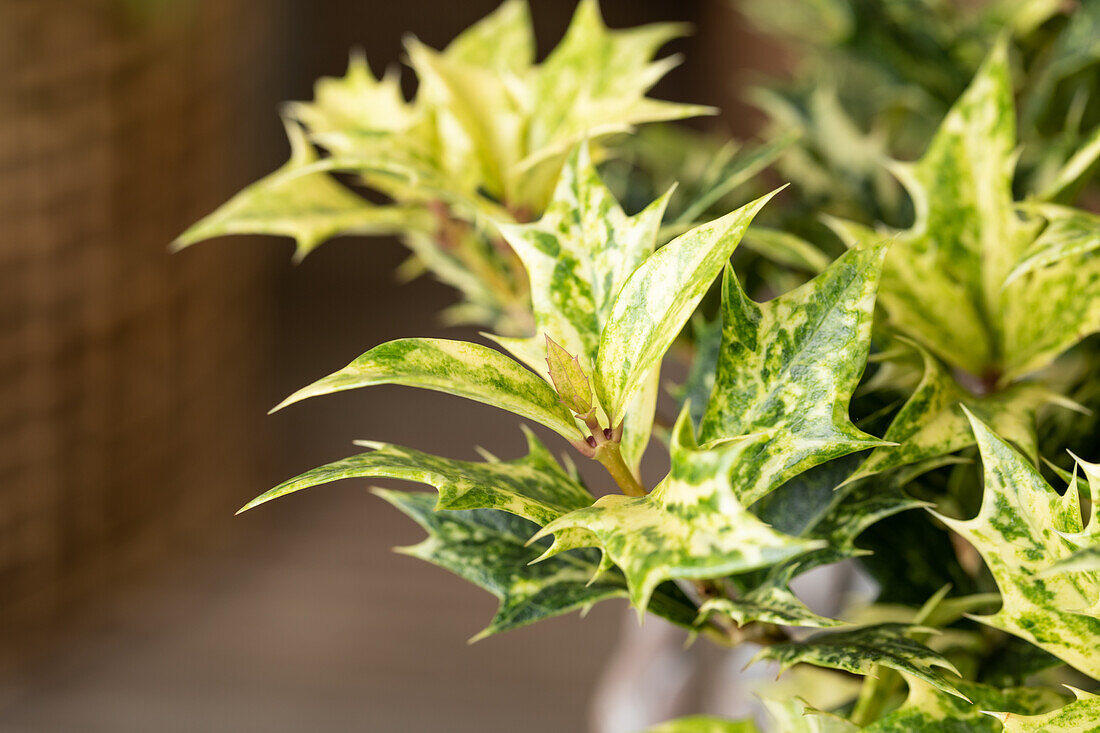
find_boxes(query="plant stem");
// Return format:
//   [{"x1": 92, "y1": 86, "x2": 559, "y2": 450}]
[{"x1": 593, "y1": 441, "x2": 645, "y2": 497}]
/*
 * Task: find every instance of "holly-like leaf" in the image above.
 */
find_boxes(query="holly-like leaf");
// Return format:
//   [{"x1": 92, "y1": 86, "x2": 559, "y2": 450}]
[
  {"x1": 1002, "y1": 206, "x2": 1100, "y2": 380},
  {"x1": 272, "y1": 338, "x2": 581, "y2": 441},
  {"x1": 933, "y1": 411, "x2": 1100, "y2": 679},
  {"x1": 699, "y1": 243, "x2": 889, "y2": 505},
  {"x1": 174, "y1": 121, "x2": 431, "y2": 260},
  {"x1": 645, "y1": 717, "x2": 760, "y2": 733},
  {"x1": 532, "y1": 408, "x2": 821, "y2": 614},
  {"x1": 700, "y1": 456, "x2": 927, "y2": 631},
  {"x1": 752, "y1": 623, "x2": 967, "y2": 700},
  {"x1": 988, "y1": 687, "x2": 1100, "y2": 732},
  {"x1": 238, "y1": 426, "x2": 593, "y2": 523},
  {"x1": 845, "y1": 342, "x2": 1059, "y2": 483},
  {"x1": 375, "y1": 490, "x2": 696, "y2": 640},
  {"x1": 864, "y1": 678, "x2": 1067, "y2": 732},
  {"x1": 545, "y1": 336, "x2": 594, "y2": 417}
]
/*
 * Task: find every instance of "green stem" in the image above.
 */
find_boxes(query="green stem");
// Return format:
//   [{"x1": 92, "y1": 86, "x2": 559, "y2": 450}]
[{"x1": 593, "y1": 441, "x2": 645, "y2": 497}]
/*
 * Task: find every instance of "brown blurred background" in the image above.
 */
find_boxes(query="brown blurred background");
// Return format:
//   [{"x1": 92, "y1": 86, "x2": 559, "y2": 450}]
[{"x1": 0, "y1": 2, "x2": 773, "y2": 730}]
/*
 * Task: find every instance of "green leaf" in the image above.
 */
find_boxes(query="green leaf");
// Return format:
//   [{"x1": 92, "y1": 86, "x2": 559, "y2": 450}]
[
  {"x1": 174, "y1": 120, "x2": 430, "y2": 260},
  {"x1": 864, "y1": 678, "x2": 1067, "y2": 732},
  {"x1": 878, "y1": 40, "x2": 1028, "y2": 375},
  {"x1": 646, "y1": 716, "x2": 760, "y2": 733},
  {"x1": 519, "y1": 0, "x2": 714, "y2": 175},
  {"x1": 545, "y1": 336, "x2": 594, "y2": 417},
  {"x1": 374, "y1": 490, "x2": 696, "y2": 640},
  {"x1": 238, "y1": 426, "x2": 593, "y2": 522},
  {"x1": 1037, "y1": 124, "x2": 1100, "y2": 203},
  {"x1": 272, "y1": 338, "x2": 581, "y2": 441},
  {"x1": 532, "y1": 407, "x2": 821, "y2": 614},
  {"x1": 741, "y1": 226, "x2": 831, "y2": 274},
  {"x1": 1002, "y1": 206, "x2": 1100, "y2": 380},
  {"x1": 761, "y1": 696, "x2": 859, "y2": 733},
  {"x1": 596, "y1": 189, "x2": 781, "y2": 427},
  {"x1": 701, "y1": 456, "x2": 927, "y2": 631},
  {"x1": 989, "y1": 687, "x2": 1100, "y2": 732},
  {"x1": 846, "y1": 342, "x2": 1058, "y2": 483},
  {"x1": 699, "y1": 243, "x2": 889, "y2": 505},
  {"x1": 933, "y1": 411, "x2": 1100, "y2": 679},
  {"x1": 490, "y1": 142, "x2": 670, "y2": 467},
  {"x1": 441, "y1": 0, "x2": 534, "y2": 73},
  {"x1": 752, "y1": 623, "x2": 967, "y2": 700}
]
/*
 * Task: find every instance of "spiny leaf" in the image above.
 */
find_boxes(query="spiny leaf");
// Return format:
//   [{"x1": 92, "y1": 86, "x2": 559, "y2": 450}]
[
  {"x1": 846, "y1": 341, "x2": 1058, "y2": 483},
  {"x1": 752, "y1": 623, "x2": 967, "y2": 700},
  {"x1": 878, "y1": 40, "x2": 1028, "y2": 375},
  {"x1": 596, "y1": 189, "x2": 780, "y2": 427},
  {"x1": 490, "y1": 142, "x2": 669, "y2": 468},
  {"x1": 174, "y1": 121, "x2": 430, "y2": 260},
  {"x1": 645, "y1": 716, "x2": 760, "y2": 733},
  {"x1": 863, "y1": 677, "x2": 1067, "y2": 732},
  {"x1": 545, "y1": 336, "x2": 593, "y2": 417},
  {"x1": 238, "y1": 426, "x2": 592, "y2": 522},
  {"x1": 988, "y1": 687, "x2": 1100, "y2": 732},
  {"x1": 532, "y1": 407, "x2": 821, "y2": 614},
  {"x1": 699, "y1": 242, "x2": 889, "y2": 505},
  {"x1": 272, "y1": 338, "x2": 581, "y2": 441},
  {"x1": 933, "y1": 411, "x2": 1100, "y2": 679},
  {"x1": 375, "y1": 490, "x2": 696, "y2": 640},
  {"x1": 1002, "y1": 206, "x2": 1100, "y2": 380}
]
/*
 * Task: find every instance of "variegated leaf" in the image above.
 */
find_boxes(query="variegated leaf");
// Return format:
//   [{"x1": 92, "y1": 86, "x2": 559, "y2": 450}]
[
  {"x1": 863, "y1": 678, "x2": 1066, "y2": 732},
  {"x1": 532, "y1": 408, "x2": 821, "y2": 614},
  {"x1": 846, "y1": 342, "x2": 1056, "y2": 483},
  {"x1": 491, "y1": 142, "x2": 670, "y2": 467},
  {"x1": 238, "y1": 426, "x2": 592, "y2": 522},
  {"x1": 699, "y1": 243, "x2": 889, "y2": 505},
  {"x1": 752, "y1": 623, "x2": 966, "y2": 700},
  {"x1": 1002, "y1": 206, "x2": 1100, "y2": 380},
  {"x1": 989, "y1": 687, "x2": 1100, "y2": 732},
  {"x1": 375, "y1": 490, "x2": 696, "y2": 640},
  {"x1": 597, "y1": 190, "x2": 780, "y2": 427},
  {"x1": 646, "y1": 716, "x2": 760, "y2": 733},
  {"x1": 701, "y1": 456, "x2": 927, "y2": 631},
  {"x1": 174, "y1": 120, "x2": 431, "y2": 260},
  {"x1": 933, "y1": 411, "x2": 1100, "y2": 679},
  {"x1": 761, "y1": 696, "x2": 858, "y2": 733},
  {"x1": 272, "y1": 338, "x2": 581, "y2": 441},
  {"x1": 878, "y1": 40, "x2": 1029, "y2": 375}
]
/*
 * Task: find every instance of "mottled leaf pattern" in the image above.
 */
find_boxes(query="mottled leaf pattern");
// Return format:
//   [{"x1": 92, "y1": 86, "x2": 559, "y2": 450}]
[
  {"x1": 533, "y1": 408, "x2": 821, "y2": 613},
  {"x1": 934, "y1": 412, "x2": 1100, "y2": 679},
  {"x1": 596, "y1": 190, "x2": 779, "y2": 426},
  {"x1": 174, "y1": 121, "x2": 430, "y2": 260},
  {"x1": 862, "y1": 678, "x2": 1066, "y2": 732},
  {"x1": 272, "y1": 338, "x2": 581, "y2": 441},
  {"x1": 699, "y1": 243, "x2": 889, "y2": 504},
  {"x1": 990, "y1": 687, "x2": 1100, "y2": 732},
  {"x1": 375, "y1": 490, "x2": 695, "y2": 640},
  {"x1": 753, "y1": 623, "x2": 966, "y2": 700},
  {"x1": 239, "y1": 426, "x2": 592, "y2": 522}
]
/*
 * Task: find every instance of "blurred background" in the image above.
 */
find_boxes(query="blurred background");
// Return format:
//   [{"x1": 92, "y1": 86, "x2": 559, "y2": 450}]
[{"x1": 0, "y1": 2, "x2": 780, "y2": 731}]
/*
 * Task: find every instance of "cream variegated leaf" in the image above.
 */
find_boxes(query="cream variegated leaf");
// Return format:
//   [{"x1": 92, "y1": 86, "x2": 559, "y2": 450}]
[
  {"x1": 597, "y1": 189, "x2": 780, "y2": 427},
  {"x1": 846, "y1": 342, "x2": 1058, "y2": 483},
  {"x1": 532, "y1": 408, "x2": 821, "y2": 614},
  {"x1": 989, "y1": 687, "x2": 1100, "y2": 732},
  {"x1": 1002, "y1": 206, "x2": 1100, "y2": 380},
  {"x1": 752, "y1": 623, "x2": 966, "y2": 700},
  {"x1": 375, "y1": 490, "x2": 697, "y2": 640},
  {"x1": 861, "y1": 678, "x2": 1066, "y2": 732},
  {"x1": 272, "y1": 338, "x2": 581, "y2": 441},
  {"x1": 700, "y1": 457, "x2": 928, "y2": 631},
  {"x1": 174, "y1": 121, "x2": 431, "y2": 260},
  {"x1": 490, "y1": 143, "x2": 670, "y2": 467},
  {"x1": 878, "y1": 40, "x2": 1028, "y2": 375},
  {"x1": 934, "y1": 411, "x2": 1100, "y2": 679},
  {"x1": 699, "y1": 243, "x2": 889, "y2": 505},
  {"x1": 761, "y1": 696, "x2": 857, "y2": 733},
  {"x1": 238, "y1": 426, "x2": 592, "y2": 522}
]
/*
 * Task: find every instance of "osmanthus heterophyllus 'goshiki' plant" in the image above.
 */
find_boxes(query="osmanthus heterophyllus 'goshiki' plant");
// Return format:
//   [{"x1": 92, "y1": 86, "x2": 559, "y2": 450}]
[
  {"x1": 174, "y1": 0, "x2": 714, "y2": 336},
  {"x1": 173, "y1": 3, "x2": 1100, "y2": 732}
]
